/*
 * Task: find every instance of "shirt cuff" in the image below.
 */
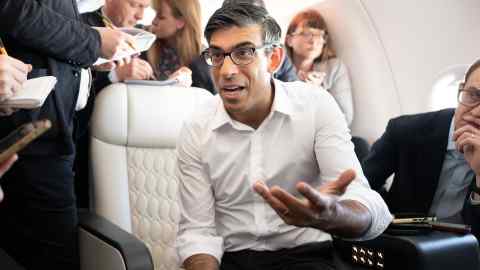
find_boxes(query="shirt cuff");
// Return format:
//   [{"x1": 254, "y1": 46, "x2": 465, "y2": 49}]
[
  {"x1": 108, "y1": 69, "x2": 120, "y2": 83},
  {"x1": 340, "y1": 182, "x2": 393, "y2": 240},
  {"x1": 470, "y1": 192, "x2": 480, "y2": 206},
  {"x1": 176, "y1": 233, "x2": 224, "y2": 266}
]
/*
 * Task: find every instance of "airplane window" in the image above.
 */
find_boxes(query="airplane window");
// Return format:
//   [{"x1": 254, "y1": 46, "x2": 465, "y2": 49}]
[{"x1": 429, "y1": 64, "x2": 468, "y2": 110}]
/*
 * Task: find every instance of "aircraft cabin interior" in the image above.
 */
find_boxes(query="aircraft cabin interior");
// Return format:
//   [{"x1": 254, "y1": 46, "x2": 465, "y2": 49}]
[{"x1": 1, "y1": 0, "x2": 480, "y2": 269}]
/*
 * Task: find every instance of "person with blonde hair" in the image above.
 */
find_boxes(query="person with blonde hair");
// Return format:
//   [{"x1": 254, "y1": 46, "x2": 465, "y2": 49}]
[
  {"x1": 146, "y1": 0, "x2": 209, "y2": 89},
  {"x1": 286, "y1": 9, "x2": 353, "y2": 125}
]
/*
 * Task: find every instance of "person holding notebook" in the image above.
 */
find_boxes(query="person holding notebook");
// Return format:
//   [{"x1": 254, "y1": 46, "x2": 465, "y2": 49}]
[{"x1": 0, "y1": 0, "x2": 132, "y2": 268}]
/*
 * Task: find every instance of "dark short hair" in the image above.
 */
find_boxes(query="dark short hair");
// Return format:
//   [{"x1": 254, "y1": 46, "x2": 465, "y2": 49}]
[
  {"x1": 465, "y1": 59, "x2": 480, "y2": 83},
  {"x1": 221, "y1": 0, "x2": 266, "y2": 8},
  {"x1": 204, "y1": 3, "x2": 281, "y2": 46}
]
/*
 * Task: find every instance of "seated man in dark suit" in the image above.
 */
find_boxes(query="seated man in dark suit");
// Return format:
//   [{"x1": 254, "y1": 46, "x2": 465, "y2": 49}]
[{"x1": 363, "y1": 59, "x2": 480, "y2": 239}]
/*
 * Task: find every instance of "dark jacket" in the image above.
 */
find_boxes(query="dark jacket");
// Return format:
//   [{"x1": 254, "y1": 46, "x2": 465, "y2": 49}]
[
  {"x1": 81, "y1": 8, "x2": 112, "y2": 95},
  {"x1": 0, "y1": 0, "x2": 101, "y2": 156},
  {"x1": 363, "y1": 109, "x2": 455, "y2": 215}
]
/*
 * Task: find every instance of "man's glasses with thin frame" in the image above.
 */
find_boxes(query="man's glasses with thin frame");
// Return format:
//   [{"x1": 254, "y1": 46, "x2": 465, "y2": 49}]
[
  {"x1": 458, "y1": 84, "x2": 480, "y2": 107},
  {"x1": 202, "y1": 44, "x2": 273, "y2": 67}
]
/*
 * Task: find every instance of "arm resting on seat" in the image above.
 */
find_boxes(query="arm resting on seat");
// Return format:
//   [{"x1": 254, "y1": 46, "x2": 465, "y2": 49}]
[{"x1": 78, "y1": 210, "x2": 154, "y2": 270}]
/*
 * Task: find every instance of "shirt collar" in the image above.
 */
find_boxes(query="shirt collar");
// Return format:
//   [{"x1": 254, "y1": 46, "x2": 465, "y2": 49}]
[
  {"x1": 447, "y1": 117, "x2": 456, "y2": 151},
  {"x1": 210, "y1": 79, "x2": 294, "y2": 131}
]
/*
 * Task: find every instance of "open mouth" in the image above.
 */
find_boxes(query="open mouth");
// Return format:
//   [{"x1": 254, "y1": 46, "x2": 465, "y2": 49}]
[{"x1": 221, "y1": 85, "x2": 246, "y2": 99}]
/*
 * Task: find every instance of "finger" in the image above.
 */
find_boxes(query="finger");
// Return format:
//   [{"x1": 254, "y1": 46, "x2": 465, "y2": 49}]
[
  {"x1": 9, "y1": 67, "x2": 29, "y2": 87},
  {"x1": 296, "y1": 182, "x2": 334, "y2": 212},
  {"x1": 462, "y1": 114, "x2": 480, "y2": 128},
  {"x1": 456, "y1": 132, "x2": 476, "y2": 152},
  {"x1": 317, "y1": 169, "x2": 356, "y2": 195},
  {"x1": 0, "y1": 154, "x2": 17, "y2": 176},
  {"x1": 457, "y1": 134, "x2": 480, "y2": 153},
  {"x1": 270, "y1": 185, "x2": 311, "y2": 214},
  {"x1": 253, "y1": 181, "x2": 289, "y2": 215},
  {"x1": 10, "y1": 59, "x2": 31, "y2": 75},
  {"x1": 453, "y1": 124, "x2": 480, "y2": 141}
]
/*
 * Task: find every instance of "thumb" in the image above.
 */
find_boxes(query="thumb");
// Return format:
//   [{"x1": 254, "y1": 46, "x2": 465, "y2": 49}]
[{"x1": 318, "y1": 169, "x2": 356, "y2": 195}]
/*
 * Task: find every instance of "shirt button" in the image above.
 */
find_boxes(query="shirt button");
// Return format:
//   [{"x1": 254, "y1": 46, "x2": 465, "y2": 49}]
[{"x1": 73, "y1": 71, "x2": 79, "y2": 77}]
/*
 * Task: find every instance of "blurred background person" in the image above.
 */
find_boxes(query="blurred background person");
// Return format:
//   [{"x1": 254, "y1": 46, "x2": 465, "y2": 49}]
[
  {"x1": 0, "y1": 0, "x2": 131, "y2": 268},
  {"x1": 81, "y1": 0, "x2": 154, "y2": 86},
  {"x1": 285, "y1": 9, "x2": 353, "y2": 126},
  {"x1": 145, "y1": 0, "x2": 204, "y2": 90},
  {"x1": 221, "y1": 0, "x2": 299, "y2": 83}
]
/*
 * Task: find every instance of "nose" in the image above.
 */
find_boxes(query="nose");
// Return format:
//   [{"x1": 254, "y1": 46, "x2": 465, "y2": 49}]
[
  {"x1": 135, "y1": 9, "x2": 144, "y2": 20},
  {"x1": 218, "y1": 55, "x2": 239, "y2": 78}
]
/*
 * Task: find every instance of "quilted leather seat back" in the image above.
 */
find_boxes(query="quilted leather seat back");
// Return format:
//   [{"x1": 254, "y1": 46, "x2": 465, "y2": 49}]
[{"x1": 90, "y1": 83, "x2": 212, "y2": 270}]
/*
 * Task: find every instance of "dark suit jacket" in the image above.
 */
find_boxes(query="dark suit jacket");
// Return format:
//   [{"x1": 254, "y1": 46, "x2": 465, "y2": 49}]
[
  {"x1": 0, "y1": 0, "x2": 101, "y2": 155},
  {"x1": 363, "y1": 108, "x2": 455, "y2": 215}
]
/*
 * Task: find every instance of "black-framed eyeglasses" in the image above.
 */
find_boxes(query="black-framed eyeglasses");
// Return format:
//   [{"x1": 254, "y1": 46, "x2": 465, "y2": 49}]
[
  {"x1": 291, "y1": 31, "x2": 327, "y2": 41},
  {"x1": 202, "y1": 44, "x2": 273, "y2": 67},
  {"x1": 458, "y1": 84, "x2": 480, "y2": 107}
]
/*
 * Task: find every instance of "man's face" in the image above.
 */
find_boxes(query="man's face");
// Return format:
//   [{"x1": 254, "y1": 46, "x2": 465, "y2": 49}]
[
  {"x1": 106, "y1": 0, "x2": 150, "y2": 27},
  {"x1": 454, "y1": 68, "x2": 480, "y2": 131},
  {"x1": 150, "y1": 1, "x2": 184, "y2": 39},
  {"x1": 208, "y1": 25, "x2": 280, "y2": 121}
]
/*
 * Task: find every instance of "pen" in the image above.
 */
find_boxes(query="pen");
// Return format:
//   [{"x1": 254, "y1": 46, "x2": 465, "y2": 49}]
[
  {"x1": 392, "y1": 216, "x2": 437, "y2": 224},
  {"x1": 0, "y1": 38, "x2": 8, "y2": 56},
  {"x1": 430, "y1": 222, "x2": 471, "y2": 235},
  {"x1": 98, "y1": 12, "x2": 137, "y2": 51}
]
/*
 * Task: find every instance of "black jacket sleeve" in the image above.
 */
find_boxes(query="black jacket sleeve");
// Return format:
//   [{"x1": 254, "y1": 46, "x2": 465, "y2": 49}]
[
  {"x1": 362, "y1": 119, "x2": 398, "y2": 191},
  {"x1": 274, "y1": 55, "x2": 299, "y2": 82},
  {"x1": 190, "y1": 56, "x2": 216, "y2": 94},
  {"x1": 0, "y1": 0, "x2": 101, "y2": 67}
]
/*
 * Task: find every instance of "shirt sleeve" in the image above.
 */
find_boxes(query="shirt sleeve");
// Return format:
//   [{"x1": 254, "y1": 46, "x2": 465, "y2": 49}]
[
  {"x1": 176, "y1": 121, "x2": 224, "y2": 265},
  {"x1": 313, "y1": 92, "x2": 393, "y2": 240}
]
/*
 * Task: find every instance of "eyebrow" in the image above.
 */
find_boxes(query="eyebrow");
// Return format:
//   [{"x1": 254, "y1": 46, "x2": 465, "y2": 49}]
[{"x1": 208, "y1": 41, "x2": 257, "y2": 51}]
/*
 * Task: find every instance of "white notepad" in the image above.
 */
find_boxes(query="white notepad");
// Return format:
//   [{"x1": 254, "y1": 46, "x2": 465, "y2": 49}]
[
  {"x1": 94, "y1": 28, "x2": 157, "y2": 65},
  {"x1": 0, "y1": 76, "x2": 57, "y2": 109}
]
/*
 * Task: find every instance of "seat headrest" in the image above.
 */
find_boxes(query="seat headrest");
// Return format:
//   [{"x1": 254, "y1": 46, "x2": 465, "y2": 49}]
[{"x1": 91, "y1": 83, "x2": 212, "y2": 148}]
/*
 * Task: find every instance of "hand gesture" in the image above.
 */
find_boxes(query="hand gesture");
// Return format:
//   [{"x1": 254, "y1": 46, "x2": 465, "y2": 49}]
[
  {"x1": 253, "y1": 169, "x2": 355, "y2": 229},
  {"x1": 454, "y1": 124, "x2": 480, "y2": 174}
]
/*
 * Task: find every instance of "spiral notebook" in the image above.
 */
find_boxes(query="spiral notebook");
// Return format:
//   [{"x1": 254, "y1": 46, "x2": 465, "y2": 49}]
[{"x1": 0, "y1": 76, "x2": 57, "y2": 109}]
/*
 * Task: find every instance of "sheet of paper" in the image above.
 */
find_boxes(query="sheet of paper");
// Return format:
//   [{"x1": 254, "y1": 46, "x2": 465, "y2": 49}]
[
  {"x1": 94, "y1": 28, "x2": 156, "y2": 65},
  {"x1": 0, "y1": 76, "x2": 57, "y2": 109}
]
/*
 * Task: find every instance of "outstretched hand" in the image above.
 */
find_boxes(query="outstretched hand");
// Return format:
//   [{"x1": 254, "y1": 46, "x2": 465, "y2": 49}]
[{"x1": 253, "y1": 169, "x2": 356, "y2": 229}]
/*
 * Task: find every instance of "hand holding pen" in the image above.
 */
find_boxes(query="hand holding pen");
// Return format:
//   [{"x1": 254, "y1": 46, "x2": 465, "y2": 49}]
[
  {"x1": 0, "y1": 38, "x2": 32, "y2": 102},
  {"x1": 93, "y1": 27, "x2": 137, "y2": 60}
]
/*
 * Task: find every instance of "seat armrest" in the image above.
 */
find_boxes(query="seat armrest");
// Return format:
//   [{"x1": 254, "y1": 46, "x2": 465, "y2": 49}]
[
  {"x1": 78, "y1": 210, "x2": 154, "y2": 270},
  {"x1": 333, "y1": 231, "x2": 479, "y2": 270}
]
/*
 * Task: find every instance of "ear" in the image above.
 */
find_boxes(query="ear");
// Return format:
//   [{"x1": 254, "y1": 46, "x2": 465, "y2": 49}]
[
  {"x1": 267, "y1": 46, "x2": 284, "y2": 74},
  {"x1": 176, "y1": 18, "x2": 185, "y2": 30},
  {"x1": 285, "y1": 35, "x2": 294, "y2": 48}
]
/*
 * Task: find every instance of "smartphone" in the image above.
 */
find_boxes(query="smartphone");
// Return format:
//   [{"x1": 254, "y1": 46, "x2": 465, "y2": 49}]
[{"x1": 0, "y1": 119, "x2": 51, "y2": 163}]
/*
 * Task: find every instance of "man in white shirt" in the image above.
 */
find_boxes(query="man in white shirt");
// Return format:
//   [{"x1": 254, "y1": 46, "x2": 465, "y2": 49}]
[{"x1": 176, "y1": 4, "x2": 392, "y2": 270}]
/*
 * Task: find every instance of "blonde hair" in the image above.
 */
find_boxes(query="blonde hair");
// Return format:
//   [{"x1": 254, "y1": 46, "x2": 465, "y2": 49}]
[{"x1": 150, "y1": 0, "x2": 202, "y2": 67}]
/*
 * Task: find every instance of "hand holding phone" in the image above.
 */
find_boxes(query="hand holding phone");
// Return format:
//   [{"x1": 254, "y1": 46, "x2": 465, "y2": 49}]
[{"x1": 0, "y1": 119, "x2": 51, "y2": 163}]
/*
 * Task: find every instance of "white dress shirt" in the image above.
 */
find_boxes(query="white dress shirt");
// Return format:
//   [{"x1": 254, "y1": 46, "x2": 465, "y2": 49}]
[
  {"x1": 429, "y1": 118, "x2": 473, "y2": 220},
  {"x1": 176, "y1": 79, "x2": 393, "y2": 264}
]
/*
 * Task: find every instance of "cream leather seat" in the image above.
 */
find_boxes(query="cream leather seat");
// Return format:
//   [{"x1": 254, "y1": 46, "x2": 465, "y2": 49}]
[{"x1": 79, "y1": 83, "x2": 212, "y2": 270}]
